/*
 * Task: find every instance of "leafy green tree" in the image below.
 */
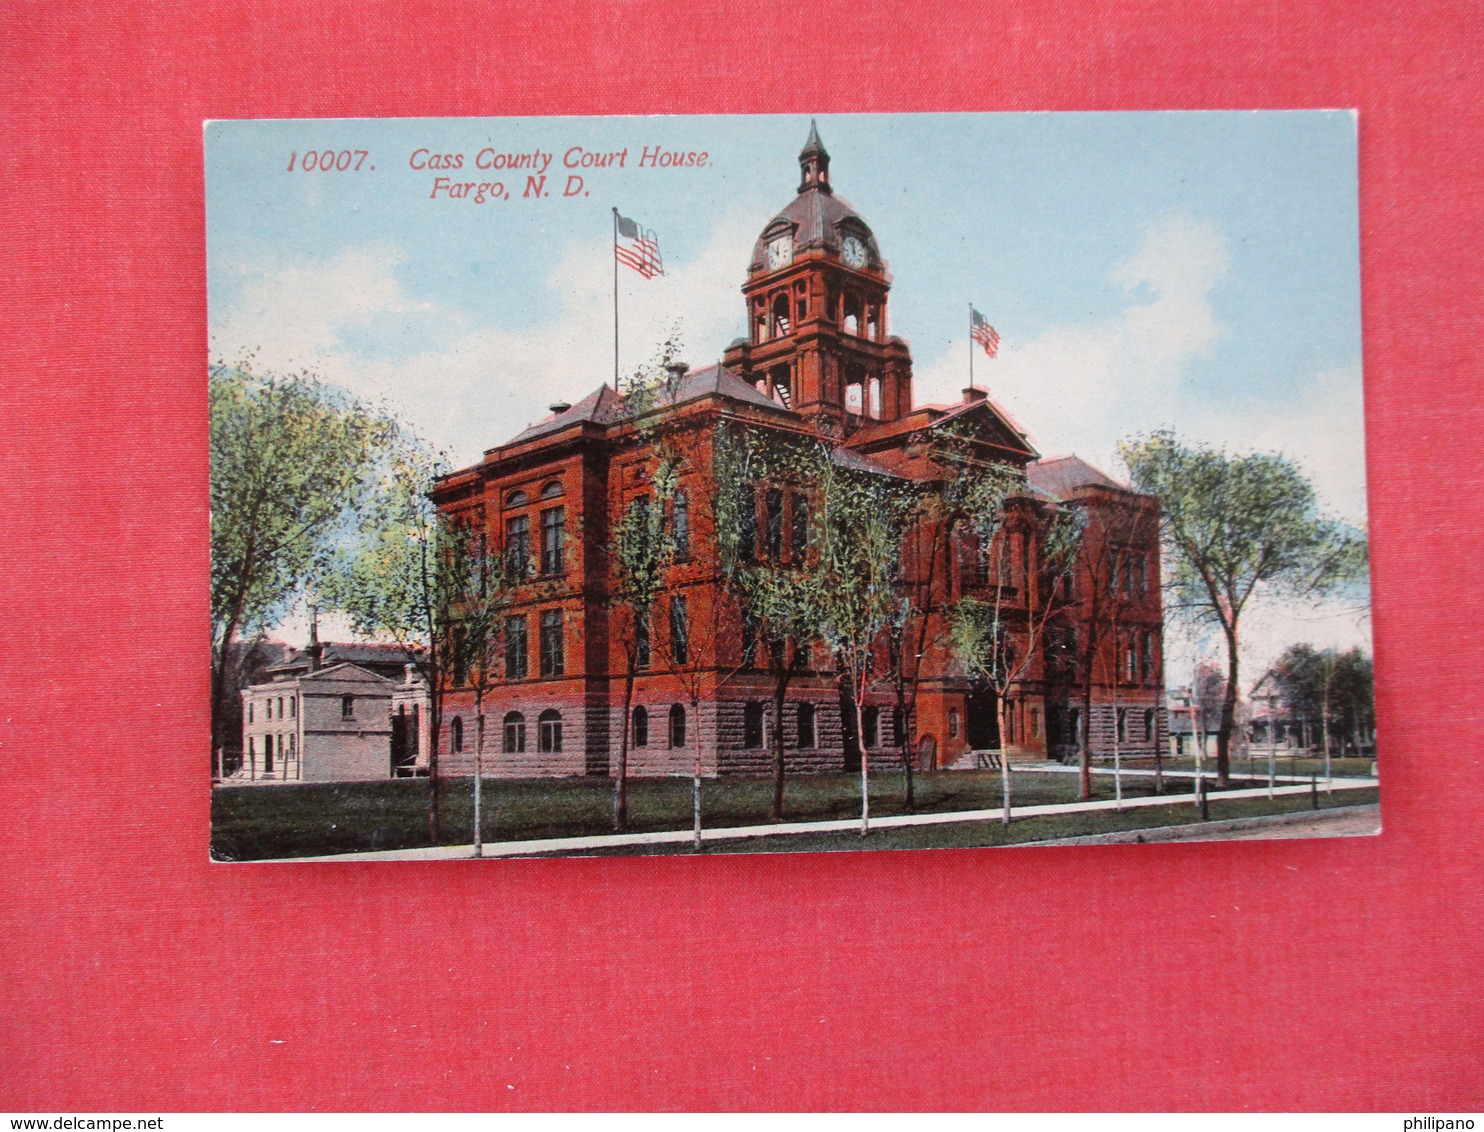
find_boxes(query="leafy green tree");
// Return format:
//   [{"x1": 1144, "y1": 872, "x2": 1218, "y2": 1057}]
[
  {"x1": 1272, "y1": 643, "x2": 1374, "y2": 772},
  {"x1": 209, "y1": 358, "x2": 396, "y2": 778},
  {"x1": 610, "y1": 460, "x2": 678, "y2": 832},
  {"x1": 323, "y1": 442, "x2": 460, "y2": 841},
  {"x1": 1121, "y1": 431, "x2": 1368, "y2": 784},
  {"x1": 439, "y1": 520, "x2": 520, "y2": 855},
  {"x1": 713, "y1": 424, "x2": 830, "y2": 822},
  {"x1": 814, "y1": 450, "x2": 915, "y2": 834},
  {"x1": 607, "y1": 330, "x2": 688, "y2": 832},
  {"x1": 949, "y1": 495, "x2": 1083, "y2": 823}
]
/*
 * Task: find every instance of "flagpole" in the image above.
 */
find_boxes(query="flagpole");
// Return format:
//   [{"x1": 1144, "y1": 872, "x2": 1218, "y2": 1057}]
[
  {"x1": 968, "y1": 303, "x2": 974, "y2": 392},
  {"x1": 613, "y1": 208, "x2": 620, "y2": 390}
]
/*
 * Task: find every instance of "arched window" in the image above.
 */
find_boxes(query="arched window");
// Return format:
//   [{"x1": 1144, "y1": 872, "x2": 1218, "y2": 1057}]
[
  {"x1": 1144, "y1": 709, "x2": 1155, "y2": 743},
  {"x1": 540, "y1": 480, "x2": 563, "y2": 499},
  {"x1": 669, "y1": 704, "x2": 686, "y2": 749},
  {"x1": 1116, "y1": 708, "x2": 1127, "y2": 745},
  {"x1": 1068, "y1": 708, "x2": 1081, "y2": 745},
  {"x1": 505, "y1": 490, "x2": 528, "y2": 507},
  {"x1": 796, "y1": 702, "x2": 815, "y2": 749},
  {"x1": 538, "y1": 709, "x2": 562, "y2": 753},
  {"x1": 863, "y1": 705, "x2": 880, "y2": 749},
  {"x1": 632, "y1": 706, "x2": 649, "y2": 748},
  {"x1": 844, "y1": 379, "x2": 863, "y2": 413},
  {"x1": 672, "y1": 492, "x2": 690, "y2": 558},
  {"x1": 743, "y1": 702, "x2": 764, "y2": 749},
  {"x1": 503, "y1": 711, "x2": 526, "y2": 753},
  {"x1": 843, "y1": 292, "x2": 861, "y2": 335},
  {"x1": 948, "y1": 708, "x2": 960, "y2": 739},
  {"x1": 771, "y1": 293, "x2": 791, "y2": 336},
  {"x1": 450, "y1": 716, "x2": 463, "y2": 753}
]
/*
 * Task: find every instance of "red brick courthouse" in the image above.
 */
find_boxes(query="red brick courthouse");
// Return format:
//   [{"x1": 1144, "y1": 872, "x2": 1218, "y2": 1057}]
[{"x1": 431, "y1": 124, "x2": 1165, "y2": 778}]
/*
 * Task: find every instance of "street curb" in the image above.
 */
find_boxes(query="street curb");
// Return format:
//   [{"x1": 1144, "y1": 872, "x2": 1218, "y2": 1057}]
[{"x1": 1014, "y1": 803, "x2": 1382, "y2": 847}]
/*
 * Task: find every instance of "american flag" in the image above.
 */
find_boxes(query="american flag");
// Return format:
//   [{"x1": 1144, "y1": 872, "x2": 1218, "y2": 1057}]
[
  {"x1": 615, "y1": 212, "x2": 663, "y2": 279},
  {"x1": 970, "y1": 306, "x2": 1001, "y2": 358}
]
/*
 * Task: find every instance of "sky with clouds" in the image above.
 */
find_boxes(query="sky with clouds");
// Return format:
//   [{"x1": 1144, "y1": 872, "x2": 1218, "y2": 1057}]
[{"x1": 206, "y1": 112, "x2": 1369, "y2": 680}]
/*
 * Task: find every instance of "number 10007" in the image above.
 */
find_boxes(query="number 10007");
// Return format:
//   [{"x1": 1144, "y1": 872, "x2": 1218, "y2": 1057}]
[{"x1": 287, "y1": 149, "x2": 370, "y2": 172}]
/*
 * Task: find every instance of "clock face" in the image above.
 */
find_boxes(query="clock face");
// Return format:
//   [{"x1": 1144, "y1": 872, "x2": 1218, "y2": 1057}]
[
  {"x1": 767, "y1": 235, "x2": 793, "y2": 269},
  {"x1": 842, "y1": 235, "x2": 866, "y2": 268}
]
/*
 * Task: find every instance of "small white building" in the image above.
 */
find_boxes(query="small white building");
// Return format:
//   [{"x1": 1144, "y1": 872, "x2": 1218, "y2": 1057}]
[{"x1": 239, "y1": 662, "x2": 399, "y2": 782}]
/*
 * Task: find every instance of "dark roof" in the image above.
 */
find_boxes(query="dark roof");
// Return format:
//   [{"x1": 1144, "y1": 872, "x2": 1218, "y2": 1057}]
[
  {"x1": 503, "y1": 383, "x2": 628, "y2": 445},
  {"x1": 1026, "y1": 455, "x2": 1128, "y2": 500},
  {"x1": 268, "y1": 642, "x2": 419, "y2": 675},
  {"x1": 830, "y1": 446, "x2": 905, "y2": 478},
  {"x1": 751, "y1": 187, "x2": 879, "y2": 269},
  {"x1": 501, "y1": 363, "x2": 789, "y2": 447}
]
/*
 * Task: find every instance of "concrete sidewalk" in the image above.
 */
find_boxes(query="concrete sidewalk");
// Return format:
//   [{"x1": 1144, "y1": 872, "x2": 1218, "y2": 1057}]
[{"x1": 273, "y1": 773, "x2": 1379, "y2": 862}]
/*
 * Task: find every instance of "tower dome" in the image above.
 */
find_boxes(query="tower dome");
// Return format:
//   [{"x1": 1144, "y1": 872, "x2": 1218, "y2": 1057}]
[{"x1": 749, "y1": 121, "x2": 883, "y2": 273}]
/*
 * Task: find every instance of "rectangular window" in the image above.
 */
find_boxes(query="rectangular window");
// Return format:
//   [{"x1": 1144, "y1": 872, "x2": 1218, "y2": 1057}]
[
  {"x1": 504, "y1": 615, "x2": 528, "y2": 680},
  {"x1": 796, "y1": 702, "x2": 815, "y2": 749},
  {"x1": 289, "y1": 696, "x2": 295, "y2": 719},
  {"x1": 539, "y1": 609, "x2": 564, "y2": 677},
  {"x1": 341, "y1": 694, "x2": 355, "y2": 720},
  {"x1": 1141, "y1": 632, "x2": 1153, "y2": 682},
  {"x1": 974, "y1": 537, "x2": 991, "y2": 585},
  {"x1": 738, "y1": 485, "x2": 758, "y2": 562},
  {"x1": 635, "y1": 614, "x2": 650, "y2": 670},
  {"x1": 540, "y1": 507, "x2": 565, "y2": 575},
  {"x1": 670, "y1": 596, "x2": 688, "y2": 666},
  {"x1": 766, "y1": 488, "x2": 784, "y2": 560},
  {"x1": 506, "y1": 514, "x2": 530, "y2": 575},
  {"x1": 742, "y1": 608, "x2": 760, "y2": 668},
  {"x1": 790, "y1": 493, "x2": 809, "y2": 562},
  {"x1": 672, "y1": 493, "x2": 690, "y2": 558}
]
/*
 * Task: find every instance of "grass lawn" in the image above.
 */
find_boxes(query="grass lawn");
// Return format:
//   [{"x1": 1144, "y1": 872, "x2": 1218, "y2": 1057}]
[
  {"x1": 211, "y1": 768, "x2": 1378, "y2": 860},
  {"x1": 583, "y1": 789, "x2": 1381, "y2": 855},
  {"x1": 1136, "y1": 754, "x2": 1376, "y2": 779}
]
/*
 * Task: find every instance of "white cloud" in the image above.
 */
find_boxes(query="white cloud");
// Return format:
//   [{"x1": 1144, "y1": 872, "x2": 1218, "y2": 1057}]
[
  {"x1": 913, "y1": 214, "x2": 1232, "y2": 477},
  {"x1": 209, "y1": 208, "x2": 761, "y2": 466}
]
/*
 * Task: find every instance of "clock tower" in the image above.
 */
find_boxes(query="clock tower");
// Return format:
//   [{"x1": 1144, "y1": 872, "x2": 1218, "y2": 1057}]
[{"x1": 723, "y1": 121, "x2": 914, "y2": 437}]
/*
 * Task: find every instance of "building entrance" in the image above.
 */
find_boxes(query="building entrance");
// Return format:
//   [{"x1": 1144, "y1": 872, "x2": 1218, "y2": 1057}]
[{"x1": 965, "y1": 683, "x2": 1000, "y2": 751}]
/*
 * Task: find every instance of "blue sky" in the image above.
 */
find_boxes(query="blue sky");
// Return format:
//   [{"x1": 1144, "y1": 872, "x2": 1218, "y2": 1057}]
[{"x1": 206, "y1": 112, "x2": 1369, "y2": 673}]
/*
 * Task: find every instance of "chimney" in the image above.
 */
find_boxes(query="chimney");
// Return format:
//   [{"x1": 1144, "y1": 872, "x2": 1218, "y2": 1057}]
[
  {"x1": 962, "y1": 387, "x2": 987, "y2": 405},
  {"x1": 307, "y1": 603, "x2": 322, "y2": 673}
]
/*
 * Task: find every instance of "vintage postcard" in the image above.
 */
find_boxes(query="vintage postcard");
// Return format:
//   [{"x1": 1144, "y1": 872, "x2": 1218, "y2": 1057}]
[{"x1": 206, "y1": 113, "x2": 1375, "y2": 860}]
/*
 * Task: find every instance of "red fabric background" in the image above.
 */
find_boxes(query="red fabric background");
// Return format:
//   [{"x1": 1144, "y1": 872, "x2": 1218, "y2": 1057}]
[{"x1": 2, "y1": 1, "x2": 1480, "y2": 1112}]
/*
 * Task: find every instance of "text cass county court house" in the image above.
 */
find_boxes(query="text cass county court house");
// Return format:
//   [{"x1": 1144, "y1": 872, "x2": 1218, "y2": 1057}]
[{"x1": 253, "y1": 124, "x2": 1168, "y2": 783}]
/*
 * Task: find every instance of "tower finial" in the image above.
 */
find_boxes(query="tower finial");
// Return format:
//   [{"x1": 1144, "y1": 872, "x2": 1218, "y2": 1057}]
[{"x1": 798, "y1": 119, "x2": 831, "y2": 194}]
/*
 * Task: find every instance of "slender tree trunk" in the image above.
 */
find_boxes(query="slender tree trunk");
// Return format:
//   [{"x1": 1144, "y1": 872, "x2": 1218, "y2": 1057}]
[
  {"x1": 770, "y1": 664, "x2": 793, "y2": 822},
  {"x1": 692, "y1": 689, "x2": 703, "y2": 850},
  {"x1": 614, "y1": 663, "x2": 635, "y2": 832},
  {"x1": 1216, "y1": 620, "x2": 1240, "y2": 786},
  {"x1": 1322, "y1": 662, "x2": 1333, "y2": 793},
  {"x1": 895, "y1": 679, "x2": 915, "y2": 811},
  {"x1": 998, "y1": 693, "x2": 1012, "y2": 825},
  {"x1": 1078, "y1": 594, "x2": 1100, "y2": 801},
  {"x1": 472, "y1": 689, "x2": 484, "y2": 857},
  {"x1": 854, "y1": 682, "x2": 870, "y2": 835}
]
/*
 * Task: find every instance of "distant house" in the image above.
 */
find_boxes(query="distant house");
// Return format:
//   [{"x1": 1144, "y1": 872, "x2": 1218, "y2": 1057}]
[
  {"x1": 239, "y1": 662, "x2": 401, "y2": 782},
  {"x1": 266, "y1": 641, "x2": 422, "y2": 682}
]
